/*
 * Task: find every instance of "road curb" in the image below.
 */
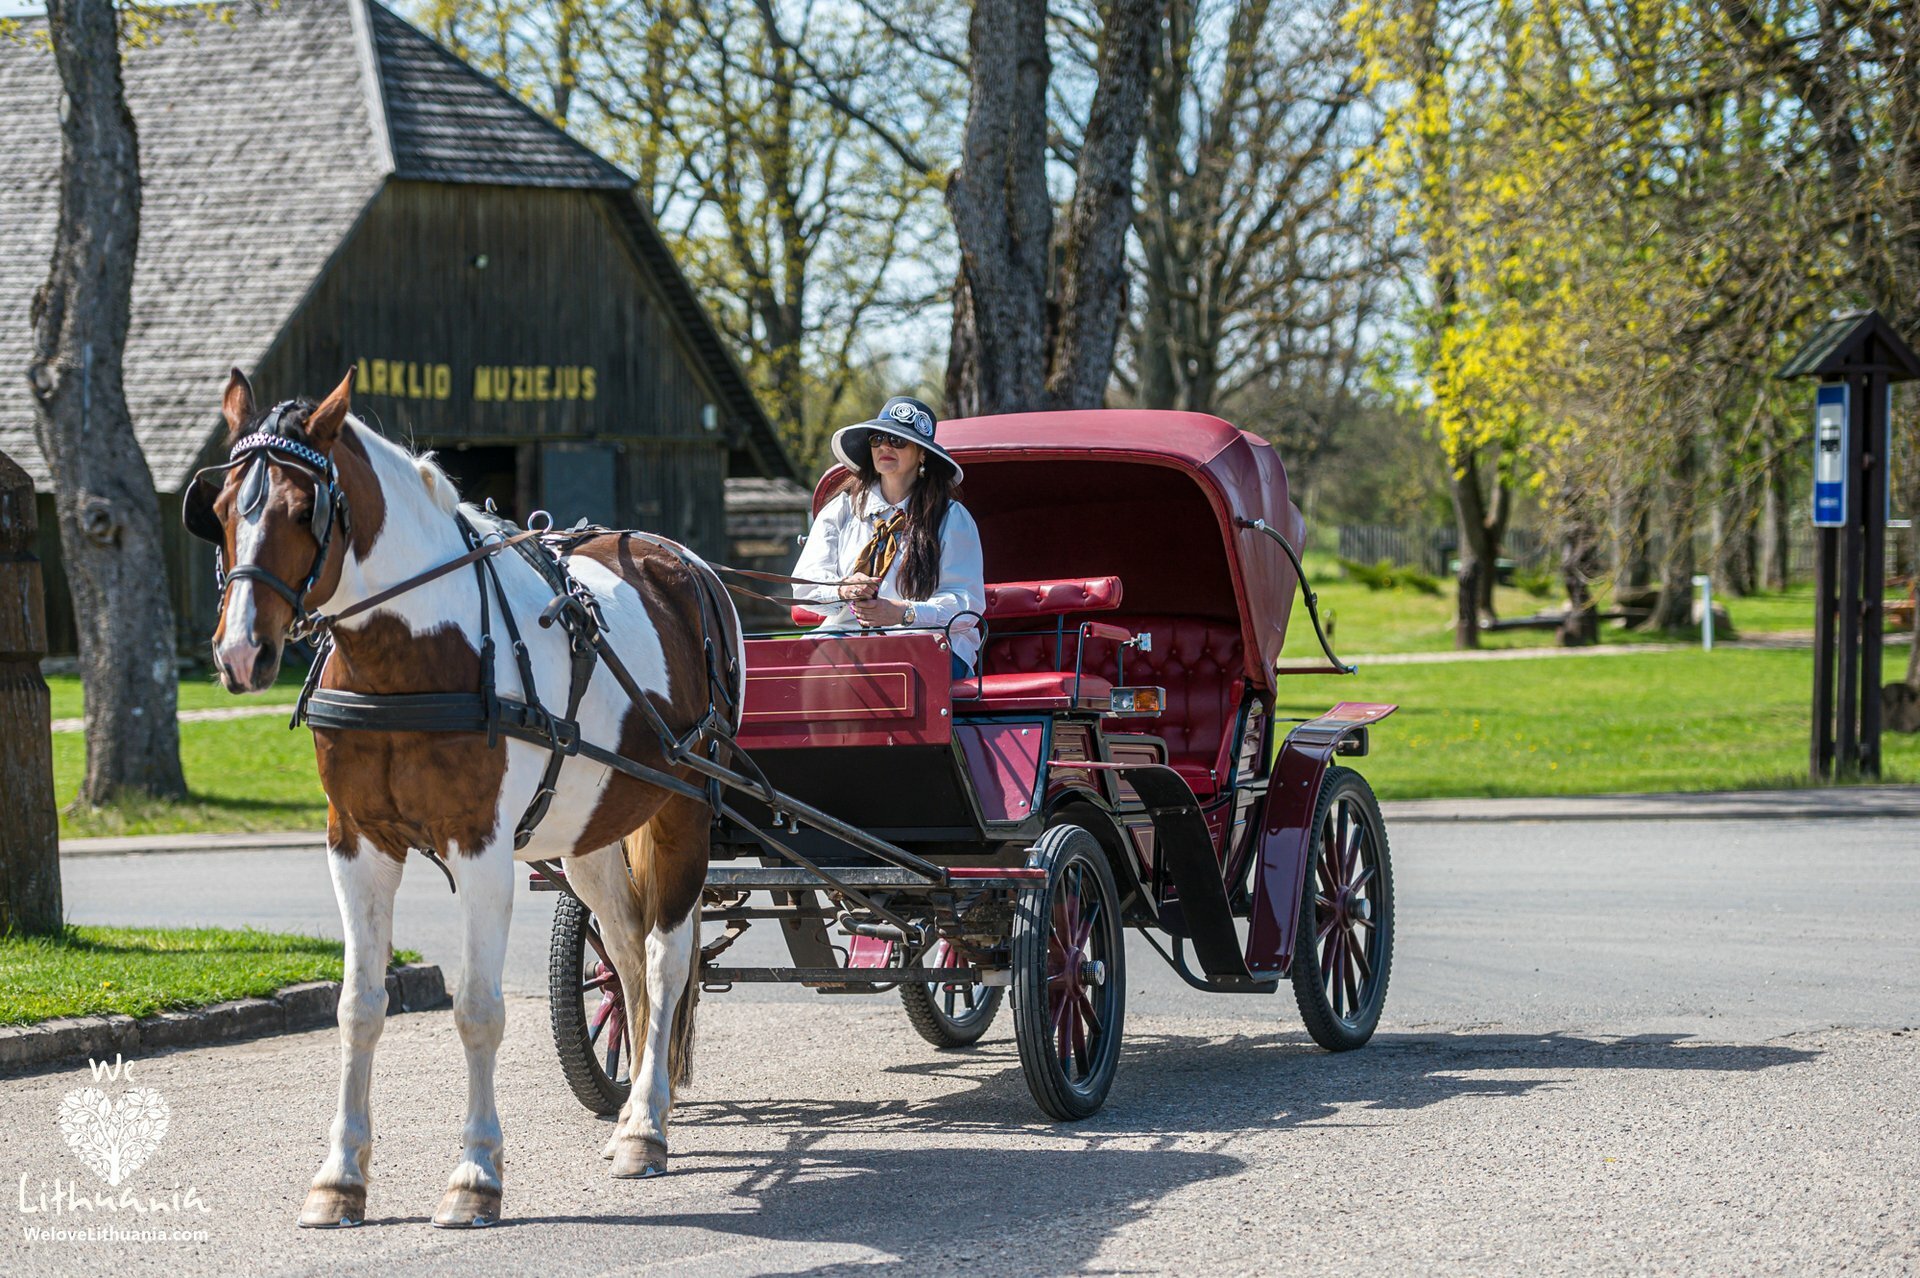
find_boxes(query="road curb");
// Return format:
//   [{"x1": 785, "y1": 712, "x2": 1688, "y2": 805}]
[
  {"x1": 1382, "y1": 785, "x2": 1920, "y2": 823},
  {"x1": 0, "y1": 963, "x2": 448, "y2": 1076}
]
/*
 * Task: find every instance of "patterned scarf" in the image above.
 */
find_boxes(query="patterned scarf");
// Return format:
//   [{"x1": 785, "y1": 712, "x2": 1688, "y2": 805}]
[{"x1": 850, "y1": 509, "x2": 907, "y2": 584}]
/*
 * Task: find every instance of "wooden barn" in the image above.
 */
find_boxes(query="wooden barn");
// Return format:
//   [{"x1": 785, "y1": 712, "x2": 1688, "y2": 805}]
[{"x1": 0, "y1": 0, "x2": 795, "y2": 653}]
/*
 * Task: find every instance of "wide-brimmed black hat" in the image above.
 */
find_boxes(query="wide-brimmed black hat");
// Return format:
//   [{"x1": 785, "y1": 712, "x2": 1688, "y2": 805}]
[{"x1": 829, "y1": 396, "x2": 963, "y2": 483}]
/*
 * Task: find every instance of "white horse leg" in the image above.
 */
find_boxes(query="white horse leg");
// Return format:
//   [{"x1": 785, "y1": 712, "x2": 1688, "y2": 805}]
[
  {"x1": 609, "y1": 908, "x2": 696, "y2": 1179},
  {"x1": 432, "y1": 840, "x2": 515, "y2": 1228},
  {"x1": 300, "y1": 843, "x2": 403, "y2": 1228},
  {"x1": 564, "y1": 842, "x2": 655, "y2": 1160}
]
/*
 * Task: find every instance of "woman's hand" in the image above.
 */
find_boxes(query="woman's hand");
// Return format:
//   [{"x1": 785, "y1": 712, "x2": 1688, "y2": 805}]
[
  {"x1": 849, "y1": 597, "x2": 910, "y2": 627},
  {"x1": 837, "y1": 573, "x2": 879, "y2": 602}
]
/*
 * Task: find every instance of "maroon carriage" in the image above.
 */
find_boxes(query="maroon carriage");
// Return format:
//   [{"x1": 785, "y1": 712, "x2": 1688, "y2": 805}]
[{"x1": 541, "y1": 410, "x2": 1397, "y2": 1120}]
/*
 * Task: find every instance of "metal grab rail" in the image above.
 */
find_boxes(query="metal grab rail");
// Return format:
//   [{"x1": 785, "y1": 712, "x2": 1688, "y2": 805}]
[{"x1": 1236, "y1": 516, "x2": 1355, "y2": 676}]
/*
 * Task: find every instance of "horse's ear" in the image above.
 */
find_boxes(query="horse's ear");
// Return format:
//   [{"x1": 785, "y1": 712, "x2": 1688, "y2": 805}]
[
  {"x1": 306, "y1": 368, "x2": 354, "y2": 450},
  {"x1": 221, "y1": 368, "x2": 255, "y2": 443}
]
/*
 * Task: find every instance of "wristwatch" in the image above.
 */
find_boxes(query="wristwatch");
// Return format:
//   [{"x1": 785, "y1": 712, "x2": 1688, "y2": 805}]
[{"x1": 901, "y1": 603, "x2": 917, "y2": 626}]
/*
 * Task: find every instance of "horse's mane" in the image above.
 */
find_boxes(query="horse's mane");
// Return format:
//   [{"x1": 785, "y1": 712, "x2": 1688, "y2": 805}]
[{"x1": 344, "y1": 417, "x2": 460, "y2": 516}]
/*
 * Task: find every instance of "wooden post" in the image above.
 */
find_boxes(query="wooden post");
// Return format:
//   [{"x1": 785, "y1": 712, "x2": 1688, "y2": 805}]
[
  {"x1": 1860, "y1": 372, "x2": 1888, "y2": 777},
  {"x1": 1836, "y1": 376, "x2": 1867, "y2": 773},
  {"x1": 0, "y1": 448, "x2": 62, "y2": 935},
  {"x1": 1813, "y1": 526, "x2": 1837, "y2": 779}
]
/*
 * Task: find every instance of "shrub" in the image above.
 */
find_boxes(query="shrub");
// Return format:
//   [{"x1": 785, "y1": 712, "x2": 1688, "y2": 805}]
[
  {"x1": 1338, "y1": 556, "x2": 1443, "y2": 595},
  {"x1": 1513, "y1": 569, "x2": 1558, "y2": 599}
]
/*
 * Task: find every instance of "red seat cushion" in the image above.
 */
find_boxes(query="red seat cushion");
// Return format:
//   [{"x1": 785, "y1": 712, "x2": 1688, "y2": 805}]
[
  {"x1": 1169, "y1": 761, "x2": 1222, "y2": 798},
  {"x1": 952, "y1": 671, "x2": 1113, "y2": 712}
]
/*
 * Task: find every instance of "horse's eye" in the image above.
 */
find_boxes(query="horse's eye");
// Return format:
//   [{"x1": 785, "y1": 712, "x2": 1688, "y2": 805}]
[{"x1": 297, "y1": 509, "x2": 313, "y2": 526}]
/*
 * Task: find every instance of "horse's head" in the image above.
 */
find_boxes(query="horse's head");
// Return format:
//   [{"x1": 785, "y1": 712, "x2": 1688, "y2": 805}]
[{"x1": 186, "y1": 369, "x2": 356, "y2": 692}]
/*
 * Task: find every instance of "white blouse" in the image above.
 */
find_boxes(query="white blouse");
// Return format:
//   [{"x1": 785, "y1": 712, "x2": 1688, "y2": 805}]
[{"x1": 791, "y1": 488, "x2": 985, "y2": 667}]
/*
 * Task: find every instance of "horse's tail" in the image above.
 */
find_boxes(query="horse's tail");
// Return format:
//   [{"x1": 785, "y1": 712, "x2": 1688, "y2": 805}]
[{"x1": 619, "y1": 819, "x2": 702, "y2": 1093}]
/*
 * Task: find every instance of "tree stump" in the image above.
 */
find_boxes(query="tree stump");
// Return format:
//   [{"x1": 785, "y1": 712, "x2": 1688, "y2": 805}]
[{"x1": 0, "y1": 448, "x2": 62, "y2": 934}]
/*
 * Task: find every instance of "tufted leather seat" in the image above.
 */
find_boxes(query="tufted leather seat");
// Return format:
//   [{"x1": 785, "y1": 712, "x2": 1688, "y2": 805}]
[
  {"x1": 952, "y1": 670, "x2": 1114, "y2": 711},
  {"x1": 984, "y1": 614, "x2": 1245, "y2": 795}
]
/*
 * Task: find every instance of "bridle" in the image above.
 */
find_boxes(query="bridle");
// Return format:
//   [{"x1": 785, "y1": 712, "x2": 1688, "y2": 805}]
[{"x1": 183, "y1": 402, "x2": 350, "y2": 640}]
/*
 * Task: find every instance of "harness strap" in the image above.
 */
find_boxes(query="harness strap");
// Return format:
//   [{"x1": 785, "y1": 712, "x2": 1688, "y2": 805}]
[
  {"x1": 315, "y1": 528, "x2": 544, "y2": 634},
  {"x1": 302, "y1": 688, "x2": 709, "y2": 805}
]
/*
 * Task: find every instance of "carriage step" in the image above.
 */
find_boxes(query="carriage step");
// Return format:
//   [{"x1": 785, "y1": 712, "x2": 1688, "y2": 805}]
[
  {"x1": 700, "y1": 966, "x2": 988, "y2": 985},
  {"x1": 705, "y1": 866, "x2": 1045, "y2": 890}
]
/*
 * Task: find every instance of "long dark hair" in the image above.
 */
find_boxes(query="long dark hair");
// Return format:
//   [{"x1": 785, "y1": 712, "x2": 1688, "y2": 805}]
[{"x1": 836, "y1": 449, "x2": 958, "y2": 601}]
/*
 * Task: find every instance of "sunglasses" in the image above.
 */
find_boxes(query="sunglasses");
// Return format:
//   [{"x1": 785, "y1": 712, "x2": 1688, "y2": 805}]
[{"x1": 869, "y1": 434, "x2": 915, "y2": 451}]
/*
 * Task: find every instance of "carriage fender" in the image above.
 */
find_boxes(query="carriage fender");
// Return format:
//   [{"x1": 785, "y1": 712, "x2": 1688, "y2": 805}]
[
  {"x1": 1244, "y1": 703, "x2": 1398, "y2": 977},
  {"x1": 1044, "y1": 791, "x2": 1145, "y2": 902}
]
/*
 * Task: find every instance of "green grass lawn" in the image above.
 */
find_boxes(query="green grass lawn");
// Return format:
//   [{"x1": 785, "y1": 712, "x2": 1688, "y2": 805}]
[
  {"x1": 46, "y1": 669, "x2": 303, "y2": 721},
  {"x1": 1294, "y1": 558, "x2": 1880, "y2": 656},
  {"x1": 0, "y1": 925, "x2": 419, "y2": 1026},
  {"x1": 54, "y1": 715, "x2": 329, "y2": 838},
  {"x1": 1279, "y1": 646, "x2": 1920, "y2": 799}
]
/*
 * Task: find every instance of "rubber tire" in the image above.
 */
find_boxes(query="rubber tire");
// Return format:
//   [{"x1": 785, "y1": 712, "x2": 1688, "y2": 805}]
[
  {"x1": 900, "y1": 952, "x2": 1004, "y2": 1048},
  {"x1": 1011, "y1": 823, "x2": 1126, "y2": 1121},
  {"x1": 1289, "y1": 766, "x2": 1394, "y2": 1052},
  {"x1": 548, "y1": 892, "x2": 631, "y2": 1116}
]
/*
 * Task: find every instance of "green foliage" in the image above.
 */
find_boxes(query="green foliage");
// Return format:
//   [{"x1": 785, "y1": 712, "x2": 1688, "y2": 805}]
[
  {"x1": 0, "y1": 926, "x2": 420, "y2": 1026},
  {"x1": 1338, "y1": 556, "x2": 1442, "y2": 595},
  {"x1": 1512, "y1": 569, "x2": 1557, "y2": 600}
]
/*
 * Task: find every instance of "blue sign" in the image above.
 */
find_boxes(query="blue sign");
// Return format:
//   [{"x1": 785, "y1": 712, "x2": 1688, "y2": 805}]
[{"x1": 1812, "y1": 382, "x2": 1848, "y2": 528}]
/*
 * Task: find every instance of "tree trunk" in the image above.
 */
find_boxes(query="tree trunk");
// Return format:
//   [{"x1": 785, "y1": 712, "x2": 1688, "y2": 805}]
[
  {"x1": 0, "y1": 448, "x2": 62, "y2": 934},
  {"x1": 1044, "y1": 0, "x2": 1159, "y2": 410},
  {"x1": 1557, "y1": 516, "x2": 1601, "y2": 647},
  {"x1": 1479, "y1": 464, "x2": 1511, "y2": 619},
  {"x1": 946, "y1": 0, "x2": 1157, "y2": 415},
  {"x1": 944, "y1": 0, "x2": 1052, "y2": 417},
  {"x1": 1644, "y1": 438, "x2": 1699, "y2": 632},
  {"x1": 27, "y1": 0, "x2": 185, "y2": 804},
  {"x1": 1760, "y1": 456, "x2": 1791, "y2": 591},
  {"x1": 1449, "y1": 446, "x2": 1492, "y2": 648}
]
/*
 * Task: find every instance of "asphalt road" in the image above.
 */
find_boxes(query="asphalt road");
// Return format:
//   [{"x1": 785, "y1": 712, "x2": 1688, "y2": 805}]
[{"x1": 6, "y1": 813, "x2": 1917, "y2": 1275}]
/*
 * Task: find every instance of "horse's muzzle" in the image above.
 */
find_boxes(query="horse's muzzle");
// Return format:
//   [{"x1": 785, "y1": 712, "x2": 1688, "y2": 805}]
[{"x1": 215, "y1": 632, "x2": 280, "y2": 693}]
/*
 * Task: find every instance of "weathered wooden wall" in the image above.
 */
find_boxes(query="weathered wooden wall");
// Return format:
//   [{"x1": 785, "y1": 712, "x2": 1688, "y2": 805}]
[
  {"x1": 266, "y1": 182, "x2": 732, "y2": 450},
  {"x1": 117, "y1": 180, "x2": 745, "y2": 654}
]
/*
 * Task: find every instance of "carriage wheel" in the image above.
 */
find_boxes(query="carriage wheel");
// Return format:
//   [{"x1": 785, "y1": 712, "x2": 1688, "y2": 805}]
[
  {"x1": 547, "y1": 892, "x2": 632, "y2": 1116},
  {"x1": 900, "y1": 937, "x2": 1004, "y2": 1048},
  {"x1": 1290, "y1": 766, "x2": 1395, "y2": 1052},
  {"x1": 1011, "y1": 823, "x2": 1126, "y2": 1120}
]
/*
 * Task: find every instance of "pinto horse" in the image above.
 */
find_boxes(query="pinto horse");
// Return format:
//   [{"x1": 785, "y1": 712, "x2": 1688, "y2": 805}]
[{"x1": 192, "y1": 369, "x2": 739, "y2": 1228}]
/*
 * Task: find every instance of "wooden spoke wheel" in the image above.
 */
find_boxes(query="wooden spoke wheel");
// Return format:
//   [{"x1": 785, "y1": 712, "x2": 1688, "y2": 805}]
[
  {"x1": 900, "y1": 937, "x2": 1004, "y2": 1048},
  {"x1": 1011, "y1": 823, "x2": 1126, "y2": 1120},
  {"x1": 1290, "y1": 766, "x2": 1395, "y2": 1051},
  {"x1": 548, "y1": 892, "x2": 632, "y2": 1115}
]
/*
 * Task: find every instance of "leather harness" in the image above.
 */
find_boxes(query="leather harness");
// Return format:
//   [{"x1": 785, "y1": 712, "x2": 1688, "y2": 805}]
[{"x1": 292, "y1": 509, "x2": 749, "y2": 881}]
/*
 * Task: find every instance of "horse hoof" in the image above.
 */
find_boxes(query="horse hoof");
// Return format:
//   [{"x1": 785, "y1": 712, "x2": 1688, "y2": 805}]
[
  {"x1": 431, "y1": 1185, "x2": 502, "y2": 1229},
  {"x1": 297, "y1": 1184, "x2": 366, "y2": 1228},
  {"x1": 609, "y1": 1136, "x2": 668, "y2": 1179}
]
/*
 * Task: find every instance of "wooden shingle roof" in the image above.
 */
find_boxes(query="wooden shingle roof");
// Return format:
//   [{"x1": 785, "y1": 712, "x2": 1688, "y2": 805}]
[
  {"x1": 0, "y1": 0, "x2": 793, "y2": 490},
  {"x1": 367, "y1": 3, "x2": 630, "y2": 190}
]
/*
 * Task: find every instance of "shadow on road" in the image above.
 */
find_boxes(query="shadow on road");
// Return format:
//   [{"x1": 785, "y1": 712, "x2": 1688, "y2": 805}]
[{"x1": 494, "y1": 1027, "x2": 1818, "y2": 1268}]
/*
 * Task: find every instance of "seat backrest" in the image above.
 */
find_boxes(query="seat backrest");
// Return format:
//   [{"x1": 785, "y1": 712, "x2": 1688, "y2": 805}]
[{"x1": 981, "y1": 613, "x2": 1245, "y2": 780}]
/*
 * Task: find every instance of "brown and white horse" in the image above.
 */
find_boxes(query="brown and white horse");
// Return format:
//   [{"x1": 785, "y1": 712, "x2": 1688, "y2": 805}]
[{"x1": 197, "y1": 370, "x2": 737, "y2": 1228}]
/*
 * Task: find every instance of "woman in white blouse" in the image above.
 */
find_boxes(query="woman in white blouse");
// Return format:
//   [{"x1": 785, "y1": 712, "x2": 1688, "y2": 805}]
[{"x1": 791, "y1": 396, "x2": 985, "y2": 678}]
